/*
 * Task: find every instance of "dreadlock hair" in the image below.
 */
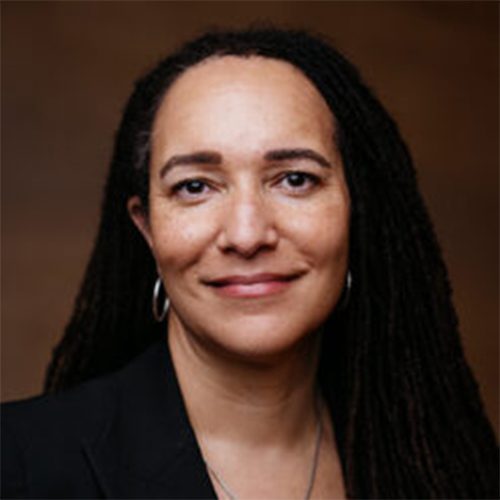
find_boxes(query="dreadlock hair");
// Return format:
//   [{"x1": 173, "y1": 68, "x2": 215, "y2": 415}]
[{"x1": 44, "y1": 27, "x2": 498, "y2": 499}]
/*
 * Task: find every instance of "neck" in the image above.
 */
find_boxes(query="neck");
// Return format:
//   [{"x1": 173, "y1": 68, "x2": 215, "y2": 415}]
[{"x1": 167, "y1": 313, "x2": 322, "y2": 449}]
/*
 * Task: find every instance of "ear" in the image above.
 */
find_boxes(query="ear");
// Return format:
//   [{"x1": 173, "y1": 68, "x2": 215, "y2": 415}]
[{"x1": 127, "y1": 195, "x2": 153, "y2": 249}]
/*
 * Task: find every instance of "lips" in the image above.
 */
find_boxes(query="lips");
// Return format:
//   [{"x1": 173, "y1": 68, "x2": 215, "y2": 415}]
[{"x1": 203, "y1": 272, "x2": 302, "y2": 298}]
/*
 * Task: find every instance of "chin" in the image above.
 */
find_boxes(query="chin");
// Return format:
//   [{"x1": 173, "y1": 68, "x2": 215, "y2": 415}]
[{"x1": 198, "y1": 314, "x2": 322, "y2": 365}]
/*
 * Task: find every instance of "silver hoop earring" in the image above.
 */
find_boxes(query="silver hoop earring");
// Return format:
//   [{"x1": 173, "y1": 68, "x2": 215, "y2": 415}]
[
  {"x1": 152, "y1": 276, "x2": 170, "y2": 322},
  {"x1": 337, "y1": 270, "x2": 352, "y2": 311}
]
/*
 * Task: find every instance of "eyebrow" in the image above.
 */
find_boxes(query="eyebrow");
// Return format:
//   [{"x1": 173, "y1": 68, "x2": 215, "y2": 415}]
[
  {"x1": 264, "y1": 148, "x2": 332, "y2": 168},
  {"x1": 160, "y1": 151, "x2": 222, "y2": 178},
  {"x1": 159, "y1": 147, "x2": 331, "y2": 178}
]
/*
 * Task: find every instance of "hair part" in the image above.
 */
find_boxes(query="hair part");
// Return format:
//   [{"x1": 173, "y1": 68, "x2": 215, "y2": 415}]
[{"x1": 44, "y1": 27, "x2": 498, "y2": 498}]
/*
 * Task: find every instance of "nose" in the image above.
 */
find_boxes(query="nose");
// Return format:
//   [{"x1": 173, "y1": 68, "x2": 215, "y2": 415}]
[{"x1": 216, "y1": 188, "x2": 279, "y2": 258}]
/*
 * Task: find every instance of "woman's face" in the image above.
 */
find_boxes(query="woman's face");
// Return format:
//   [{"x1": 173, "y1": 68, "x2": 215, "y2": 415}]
[{"x1": 129, "y1": 56, "x2": 350, "y2": 362}]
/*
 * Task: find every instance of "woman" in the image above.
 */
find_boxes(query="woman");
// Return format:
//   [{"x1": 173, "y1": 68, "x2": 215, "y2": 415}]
[{"x1": 2, "y1": 28, "x2": 498, "y2": 499}]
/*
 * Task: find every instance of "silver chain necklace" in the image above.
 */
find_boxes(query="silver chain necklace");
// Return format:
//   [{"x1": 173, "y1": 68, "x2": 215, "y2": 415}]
[{"x1": 203, "y1": 403, "x2": 323, "y2": 500}]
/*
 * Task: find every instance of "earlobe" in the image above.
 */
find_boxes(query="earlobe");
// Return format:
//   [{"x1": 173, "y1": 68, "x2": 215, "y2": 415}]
[{"x1": 127, "y1": 196, "x2": 153, "y2": 248}]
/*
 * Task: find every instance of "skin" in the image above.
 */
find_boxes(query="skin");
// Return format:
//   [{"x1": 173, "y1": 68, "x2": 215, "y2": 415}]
[{"x1": 129, "y1": 56, "x2": 348, "y2": 499}]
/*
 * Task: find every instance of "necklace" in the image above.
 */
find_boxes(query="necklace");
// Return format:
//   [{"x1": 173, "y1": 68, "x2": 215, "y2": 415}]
[{"x1": 203, "y1": 402, "x2": 324, "y2": 500}]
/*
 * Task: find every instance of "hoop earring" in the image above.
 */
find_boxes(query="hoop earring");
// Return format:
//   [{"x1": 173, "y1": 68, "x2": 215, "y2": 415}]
[
  {"x1": 337, "y1": 270, "x2": 352, "y2": 311},
  {"x1": 152, "y1": 276, "x2": 170, "y2": 322}
]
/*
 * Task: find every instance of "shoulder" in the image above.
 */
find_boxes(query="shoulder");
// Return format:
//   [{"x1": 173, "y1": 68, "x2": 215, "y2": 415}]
[
  {"x1": 2, "y1": 371, "x2": 117, "y2": 441},
  {"x1": 0, "y1": 340, "x2": 202, "y2": 499},
  {"x1": 1, "y1": 371, "x2": 117, "y2": 498},
  {"x1": 1, "y1": 339, "x2": 169, "y2": 438}
]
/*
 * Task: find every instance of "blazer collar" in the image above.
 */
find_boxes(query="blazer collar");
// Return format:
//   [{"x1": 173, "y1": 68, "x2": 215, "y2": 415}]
[{"x1": 84, "y1": 339, "x2": 217, "y2": 499}]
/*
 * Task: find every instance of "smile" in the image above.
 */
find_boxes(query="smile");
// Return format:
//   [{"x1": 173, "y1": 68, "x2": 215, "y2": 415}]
[{"x1": 203, "y1": 273, "x2": 302, "y2": 298}]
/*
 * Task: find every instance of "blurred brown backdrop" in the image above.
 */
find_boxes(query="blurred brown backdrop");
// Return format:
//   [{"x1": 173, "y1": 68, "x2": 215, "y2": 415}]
[{"x1": 2, "y1": 2, "x2": 498, "y2": 433}]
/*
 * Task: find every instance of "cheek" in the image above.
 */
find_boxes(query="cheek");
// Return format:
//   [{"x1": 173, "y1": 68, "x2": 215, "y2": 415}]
[
  {"x1": 281, "y1": 197, "x2": 350, "y2": 267},
  {"x1": 149, "y1": 206, "x2": 217, "y2": 273}
]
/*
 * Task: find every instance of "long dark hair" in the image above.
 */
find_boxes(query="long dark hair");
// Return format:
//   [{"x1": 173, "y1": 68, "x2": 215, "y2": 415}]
[{"x1": 44, "y1": 28, "x2": 498, "y2": 498}]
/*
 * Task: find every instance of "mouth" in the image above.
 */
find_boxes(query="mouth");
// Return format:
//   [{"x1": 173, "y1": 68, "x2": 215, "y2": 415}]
[{"x1": 202, "y1": 272, "x2": 303, "y2": 298}]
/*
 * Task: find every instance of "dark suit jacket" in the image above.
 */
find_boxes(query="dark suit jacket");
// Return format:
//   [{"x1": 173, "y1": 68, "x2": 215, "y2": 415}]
[{"x1": 1, "y1": 340, "x2": 218, "y2": 499}]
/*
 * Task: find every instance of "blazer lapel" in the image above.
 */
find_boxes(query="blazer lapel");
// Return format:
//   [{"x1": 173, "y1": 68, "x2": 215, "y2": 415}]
[{"x1": 84, "y1": 339, "x2": 217, "y2": 499}]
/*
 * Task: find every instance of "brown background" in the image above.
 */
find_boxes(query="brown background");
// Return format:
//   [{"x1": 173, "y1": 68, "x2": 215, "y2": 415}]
[{"x1": 2, "y1": 2, "x2": 498, "y2": 434}]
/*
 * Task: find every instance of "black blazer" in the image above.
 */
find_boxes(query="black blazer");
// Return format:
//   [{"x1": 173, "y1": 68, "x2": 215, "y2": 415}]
[{"x1": 1, "y1": 340, "x2": 218, "y2": 499}]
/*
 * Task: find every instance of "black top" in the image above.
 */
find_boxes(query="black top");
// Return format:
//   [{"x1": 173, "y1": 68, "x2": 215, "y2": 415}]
[{"x1": 1, "y1": 340, "x2": 217, "y2": 499}]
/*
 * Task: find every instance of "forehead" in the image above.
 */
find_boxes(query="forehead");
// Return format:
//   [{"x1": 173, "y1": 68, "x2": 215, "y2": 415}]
[
  {"x1": 151, "y1": 55, "x2": 335, "y2": 156},
  {"x1": 164, "y1": 54, "x2": 323, "y2": 97}
]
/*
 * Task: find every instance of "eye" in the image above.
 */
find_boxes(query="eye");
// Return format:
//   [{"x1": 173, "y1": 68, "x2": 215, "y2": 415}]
[
  {"x1": 278, "y1": 171, "x2": 320, "y2": 192},
  {"x1": 172, "y1": 179, "x2": 211, "y2": 199}
]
